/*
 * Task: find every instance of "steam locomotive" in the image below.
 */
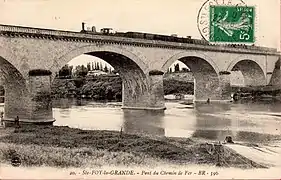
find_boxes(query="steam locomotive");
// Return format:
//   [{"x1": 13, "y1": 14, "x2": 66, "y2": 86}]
[{"x1": 80, "y1": 22, "x2": 209, "y2": 45}]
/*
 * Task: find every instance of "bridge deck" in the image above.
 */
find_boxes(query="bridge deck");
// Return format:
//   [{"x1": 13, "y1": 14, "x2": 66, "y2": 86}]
[{"x1": 0, "y1": 24, "x2": 279, "y2": 56}]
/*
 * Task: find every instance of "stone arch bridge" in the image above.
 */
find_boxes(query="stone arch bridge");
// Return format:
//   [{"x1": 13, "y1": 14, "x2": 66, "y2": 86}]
[{"x1": 0, "y1": 24, "x2": 280, "y2": 124}]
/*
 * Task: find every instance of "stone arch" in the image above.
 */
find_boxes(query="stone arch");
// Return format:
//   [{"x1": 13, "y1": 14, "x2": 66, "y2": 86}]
[
  {"x1": 162, "y1": 51, "x2": 228, "y2": 102},
  {"x1": 227, "y1": 56, "x2": 266, "y2": 76},
  {"x1": 0, "y1": 55, "x2": 27, "y2": 88},
  {"x1": 0, "y1": 54, "x2": 30, "y2": 119},
  {"x1": 0, "y1": 48, "x2": 24, "y2": 76},
  {"x1": 162, "y1": 51, "x2": 220, "y2": 74},
  {"x1": 51, "y1": 44, "x2": 151, "y2": 108},
  {"x1": 227, "y1": 57, "x2": 266, "y2": 86},
  {"x1": 51, "y1": 45, "x2": 149, "y2": 75}
]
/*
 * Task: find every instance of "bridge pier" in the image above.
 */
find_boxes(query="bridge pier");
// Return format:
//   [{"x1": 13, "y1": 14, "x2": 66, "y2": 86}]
[
  {"x1": 4, "y1": 83, "x2": 31, "y2": 120},
  {"x1": 28, "y1": 70, "x2": 54, "y2": 123},
  {"x1": 4, "y1": 69, "x2": 55, "y2": 125},
  {"x1": 121, "y1": 70, "x2": 165, "y2": 110},
  {"x1": 194, "y1": 71, "x2": 231, "y2": 103},
  {"x1": 268, "y1": 59, "x2": 281, "y2": 87},
  {"x1": 147, "y1": 71, "x2": 165, "y2": 109}
]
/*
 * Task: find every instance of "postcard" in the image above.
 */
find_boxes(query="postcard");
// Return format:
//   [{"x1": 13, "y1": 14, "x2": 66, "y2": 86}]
[{"x1": 0, "y1": 0, "x2": 280, "y2": 179}]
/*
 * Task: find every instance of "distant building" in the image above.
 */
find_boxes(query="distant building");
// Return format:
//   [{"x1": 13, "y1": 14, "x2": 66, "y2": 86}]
[{"x1": 87, "y1": 70, "x2": 108, "y2": 77}]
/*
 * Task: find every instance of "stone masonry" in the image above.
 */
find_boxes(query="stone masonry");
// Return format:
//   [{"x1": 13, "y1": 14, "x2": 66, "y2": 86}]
[{"x1": 0, "y1": 24, "x2": 280, "y2": 123}]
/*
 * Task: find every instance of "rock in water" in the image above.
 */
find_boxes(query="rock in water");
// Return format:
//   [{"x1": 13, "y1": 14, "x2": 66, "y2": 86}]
[{"x1": 225, "y1": 136, "x2": 234, "y2": 143}]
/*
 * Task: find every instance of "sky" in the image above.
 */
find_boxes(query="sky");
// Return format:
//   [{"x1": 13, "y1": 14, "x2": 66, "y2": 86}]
[{"x1": 0, "y1": 0, "x2": 280, "y2": 69}]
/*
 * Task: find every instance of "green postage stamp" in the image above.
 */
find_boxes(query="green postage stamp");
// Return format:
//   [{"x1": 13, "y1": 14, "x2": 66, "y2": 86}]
[
  {"x1": 209, "y1": 6, "x2": 254, "y2": 43},
  {"x1": 197, "y1": 0, "x2": 255, "y2": 44}
]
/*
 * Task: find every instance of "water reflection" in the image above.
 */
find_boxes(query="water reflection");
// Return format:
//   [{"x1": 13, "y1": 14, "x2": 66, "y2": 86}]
[
  {"x1": 194, "y1": 102, "x2": 232, "y2": 113},
  {"x1": 191, "y1": 102, "x2": 281, "y2": 143},
  {"x1": 122, "y1": 109, "x2": 165, "y2": 136},
  {"x1": 75, "y1": 98, "x2": 83, "y2": 106},
  {"x1": 52, "y1": 98, "x2": 73, "y2": 109},
  {"x1": 192, "y1": 103, "x2": 235, "y2": 141},
  {"x1": 1, "y1": 98, "x2": 280, "y2": 145}
]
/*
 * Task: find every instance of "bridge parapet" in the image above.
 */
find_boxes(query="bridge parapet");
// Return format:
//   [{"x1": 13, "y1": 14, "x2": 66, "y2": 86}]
[{"x1": 0, "y1": 24, "x2": 279, "y2": 56}]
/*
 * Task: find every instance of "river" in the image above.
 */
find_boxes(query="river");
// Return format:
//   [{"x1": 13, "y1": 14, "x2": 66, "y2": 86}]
[
  {"x1": 1, "y1": 98, "x2": 281, "y2": 179},
  {"x1": 52, "y1": 98, "x2": 281, "y2": 145}
]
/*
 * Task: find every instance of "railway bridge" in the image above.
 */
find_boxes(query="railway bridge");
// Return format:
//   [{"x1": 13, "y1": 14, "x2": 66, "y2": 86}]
[{"x1": 0, "y1": 24, "x2": 280, "y2": 124}]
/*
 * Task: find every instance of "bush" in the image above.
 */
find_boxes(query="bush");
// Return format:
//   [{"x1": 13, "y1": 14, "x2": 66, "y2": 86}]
[
  {"x1": 149, "y1": 70, "x2": 164, "y2": 76},
  {"x1": 163, "y1": 79, "x2": 194, "y2": 95},
  {"x1": 80, "y1": 77, "x2": 122, "y2": 100},
  {"x1": 29, "y1": 69, "x2": 52, "y2": 76},
  {"x1": 51, "y1": 75, "x2": 194, "y2": 100}
]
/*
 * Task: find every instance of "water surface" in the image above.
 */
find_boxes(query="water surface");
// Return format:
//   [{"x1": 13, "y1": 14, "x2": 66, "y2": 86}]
[{"x1": 51, "y1": 98, "x2": 281, "y2": 145}]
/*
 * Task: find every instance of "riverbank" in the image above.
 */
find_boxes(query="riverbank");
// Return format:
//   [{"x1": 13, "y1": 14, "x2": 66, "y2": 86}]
[
  {"x1": 0, "y1": 125, "x2": 266, "y2": 169},
  {"x1": 51, "y1": 74, "x2": 194, "y2": 100},
  {"x1": 52, "y1": 75, "x2": 281, "y2": 102}
]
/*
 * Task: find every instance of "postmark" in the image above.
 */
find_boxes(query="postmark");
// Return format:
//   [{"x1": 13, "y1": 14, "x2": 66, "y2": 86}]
[{"x1": 197, "y1": 0, "x2": 255, "y2": 44}]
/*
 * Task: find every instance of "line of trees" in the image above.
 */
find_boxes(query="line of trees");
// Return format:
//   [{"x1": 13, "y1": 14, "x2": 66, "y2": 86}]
[
  {"x1": 86, "y1": 62, "x2": 112, "y2": 73},
  {"x1": 57, "y1": 62, "x2": 114, "y2": 78},
  {"x1": 57, "y1": 61, "x2": 189, "y2": 78},
  {"x1": 166, "y1": 63, "x2": 190, "y2": 73}
]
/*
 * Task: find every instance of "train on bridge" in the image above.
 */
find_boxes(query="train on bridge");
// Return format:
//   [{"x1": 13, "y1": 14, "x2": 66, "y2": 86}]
[
  {"x1": 79, "y1": 22, "x2": 276, "y2": 52},
  {"x1": 80, "y1": 22, "x2": 209, "y2": 45}
]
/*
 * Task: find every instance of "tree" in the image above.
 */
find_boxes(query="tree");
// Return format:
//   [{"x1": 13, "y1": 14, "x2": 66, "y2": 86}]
[
  {"x1": 81, "y1": 65, "x2": 88, "y2": 76},
  {"x1": 104, "y1": 64, "x2": 108, "y2": 72},
  {"x1": 58, "y1": 64, "x2": 72, "y2": 78},
  {"x1": 174, "y1": 63, "x2": 180, "y2": 72},
  {"x1": 69, "y1": 65, "x2": 73, "y2": 77},
  {"x1": 105, "y1": 86, "x2": 114, "y2": 100},
  {"x1": 96, "y1": 62, "x2": 100, "y2": 70},
  {"x1": 73, "y1": 65, "x2": 80, "y2": 77},
  {"x1": 87, "y1": 62, "x2": 91, "y2": 71},
  {"x1": 74, "y1": 65, "x2": 88, "y2": 77},
  {"x1": 181, "y1": 67, "x2": 189, "y2": 72},
  {"x1": 100, "y1": 62, "x2": 103, "y2": 71}
]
